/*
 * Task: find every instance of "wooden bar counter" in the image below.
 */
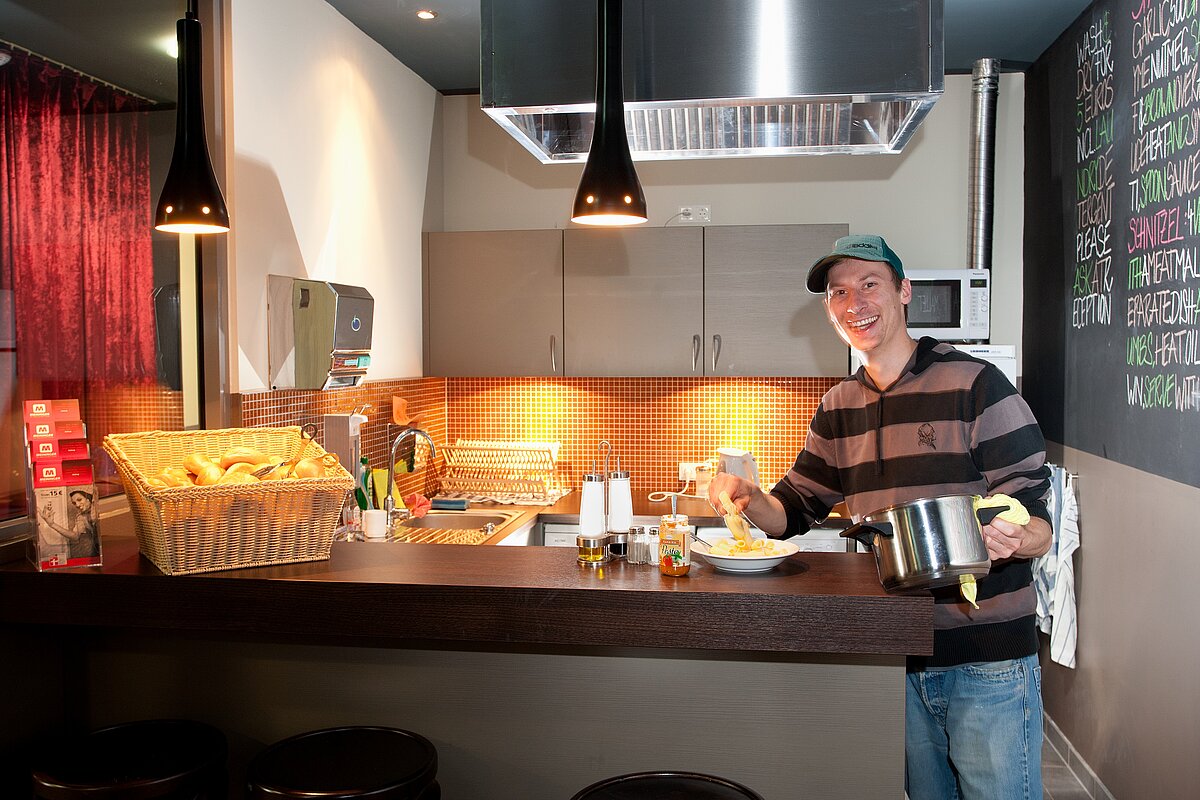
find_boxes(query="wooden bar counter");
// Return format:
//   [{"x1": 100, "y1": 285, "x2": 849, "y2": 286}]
[{"x1": 0, "y1": 509, "x2": 932, "y2": 799}]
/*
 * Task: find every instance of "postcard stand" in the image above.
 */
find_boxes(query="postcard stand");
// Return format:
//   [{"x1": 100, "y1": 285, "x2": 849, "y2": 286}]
[{"x1": 23, "y1": 399, "x2": 102, "y2": 570}]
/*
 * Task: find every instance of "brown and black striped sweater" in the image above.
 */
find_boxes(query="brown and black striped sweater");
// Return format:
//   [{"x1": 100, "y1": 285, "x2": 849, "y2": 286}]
[{"x1": 771, "y1": 338, "x2": 1052, "y2": 668}]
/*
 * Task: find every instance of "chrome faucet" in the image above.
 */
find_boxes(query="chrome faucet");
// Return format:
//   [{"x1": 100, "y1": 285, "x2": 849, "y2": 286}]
[{"x1": 384, "y1": 427, "x2": 437, "y2": 518}]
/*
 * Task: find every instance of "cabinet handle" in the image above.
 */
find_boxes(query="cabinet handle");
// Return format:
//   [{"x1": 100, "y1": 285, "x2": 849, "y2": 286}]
[
  {"x1": 692, "y1": 334, "x2": 701, "y2": 373},
  {"x1": 550, "y1": 335, "x2": 558, "y2": 374},
  {"x1": 711, "y1": 334, "x2": 722, "y2": 372}
]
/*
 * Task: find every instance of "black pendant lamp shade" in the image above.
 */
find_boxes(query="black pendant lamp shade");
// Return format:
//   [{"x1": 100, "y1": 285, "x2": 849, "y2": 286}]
[
  {"x1": 154, "y1": 5, "x2": 229, "y2": 234},
  {"x1": 570, "y1": 0, "x2": 647, "y2": 226}
]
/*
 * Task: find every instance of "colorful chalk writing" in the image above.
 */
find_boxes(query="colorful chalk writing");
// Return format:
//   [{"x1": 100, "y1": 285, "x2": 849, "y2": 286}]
[
  {"x1": 1124, "y1": 0, "x2": 1200, "y2": 414},
  {"x1": 1076, "y1": 11, "x2": 1116, "y2": 330}
]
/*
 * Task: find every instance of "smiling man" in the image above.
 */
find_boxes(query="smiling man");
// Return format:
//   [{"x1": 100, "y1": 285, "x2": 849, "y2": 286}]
[{"x1": 708, "y1": 234, "x2": 1054, "y2": 800}]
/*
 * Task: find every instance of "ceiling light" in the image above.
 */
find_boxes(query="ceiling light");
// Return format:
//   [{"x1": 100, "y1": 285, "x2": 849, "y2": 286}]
[
  {"x1": 0, "y1": 50, "x2": 11, "y2": 68},
  {"x1": 570, "y1": 0, "x2": 646, "y2": 227},
  {"x1": 416, "y1": 10, "x2": 438, "y2": 20},
  {"x1": 155, "y1": 1, "x2": 229, "y2": 234},
  {"x1": 155, "y1": 34, "x2": 179, "y2": 59}
]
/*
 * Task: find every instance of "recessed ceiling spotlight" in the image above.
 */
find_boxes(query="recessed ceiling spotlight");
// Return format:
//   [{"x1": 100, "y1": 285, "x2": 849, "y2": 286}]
[{"x1": 416, "y1": 9, "x2": 438, "y2": 21}]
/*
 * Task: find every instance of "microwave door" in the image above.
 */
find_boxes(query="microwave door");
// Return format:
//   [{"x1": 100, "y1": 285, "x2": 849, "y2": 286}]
[{"x1": 908, "y1": 279, "x2": 962, "y2": 337}]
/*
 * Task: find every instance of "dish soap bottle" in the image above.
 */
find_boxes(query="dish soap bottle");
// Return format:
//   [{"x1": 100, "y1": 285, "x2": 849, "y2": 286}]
[{"x1": 356, "y1": 456, "x2": 374, "y2": 511}]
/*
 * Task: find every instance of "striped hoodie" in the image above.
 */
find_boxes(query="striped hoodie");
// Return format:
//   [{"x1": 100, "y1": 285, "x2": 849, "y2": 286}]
[{"x1": 771, "y1": 337, "x2": 1052, "y2": 668}]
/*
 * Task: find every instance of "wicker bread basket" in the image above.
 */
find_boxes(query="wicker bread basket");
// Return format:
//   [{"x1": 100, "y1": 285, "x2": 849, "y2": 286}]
[{"x1": 103, "y1": 427, "x2": 353, "y2": 575}]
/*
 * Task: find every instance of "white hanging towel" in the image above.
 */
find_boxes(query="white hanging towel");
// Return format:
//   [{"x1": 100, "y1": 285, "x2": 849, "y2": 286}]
[{"x1": 1033, "y1": 465, "x2": 1079, "y2": 668}]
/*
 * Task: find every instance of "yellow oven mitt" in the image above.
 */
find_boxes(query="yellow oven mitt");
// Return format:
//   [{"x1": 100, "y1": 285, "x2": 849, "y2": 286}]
[{"x1": 962, "y1": 495, "x2": 1032, "y2": 608}]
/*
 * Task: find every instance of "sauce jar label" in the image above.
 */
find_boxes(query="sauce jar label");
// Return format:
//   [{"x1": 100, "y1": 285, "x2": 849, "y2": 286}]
[{"x1": 658, "y1": 525, "x2": 691, "y2": 576}]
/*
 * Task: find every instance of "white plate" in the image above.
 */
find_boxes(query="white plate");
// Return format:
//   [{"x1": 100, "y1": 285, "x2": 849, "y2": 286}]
[{"x1": 691, "y1": 538, "x2": 799, "y2": 573}]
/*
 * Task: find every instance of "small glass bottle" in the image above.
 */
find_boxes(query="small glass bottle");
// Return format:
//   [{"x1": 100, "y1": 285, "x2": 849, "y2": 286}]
[
  {"x1": 577, "y1": 533, "x2": 611, "y2": 566},
  {"x1": 658, "y1": 514, "x2": 691, "y2": 576}
]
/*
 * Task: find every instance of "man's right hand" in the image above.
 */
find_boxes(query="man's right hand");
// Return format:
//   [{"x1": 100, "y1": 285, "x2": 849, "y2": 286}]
[
  {"x1": 707, "y1": 474, "x2": 791, "y2": 537},
  {"x1": 707, "y1": 472, "x2": 756, "y2": 514}
]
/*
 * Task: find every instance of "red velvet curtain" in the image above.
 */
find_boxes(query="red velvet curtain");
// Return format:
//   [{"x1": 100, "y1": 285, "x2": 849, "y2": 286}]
[
  {"x1": 1, "y1": 49, "x2": 157, "y2": 395},
  {"x1": 1, "y1": 49, "x2": 157, "y2": 515}
]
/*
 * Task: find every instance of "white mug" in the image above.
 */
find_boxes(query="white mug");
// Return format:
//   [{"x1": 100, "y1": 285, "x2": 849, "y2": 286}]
[{"x1": 362, "y1": 509, "x2": 389, "y2": 539}]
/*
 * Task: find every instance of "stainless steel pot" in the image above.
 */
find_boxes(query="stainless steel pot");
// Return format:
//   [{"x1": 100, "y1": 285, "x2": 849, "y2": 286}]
[{"x1": 840, "y1": 495, "x2": 1010, "y2": 592}]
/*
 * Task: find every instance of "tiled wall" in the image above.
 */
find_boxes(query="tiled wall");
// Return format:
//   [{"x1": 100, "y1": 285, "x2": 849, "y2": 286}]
[
  {"x1": 241, "y1": 376, "x2": 839, "y2": 498},
  {"x1": 241, "y1": 378, "x2": 446, "y2": 499},
  {"x1": 87, "y1": 383, "x2": 184, "y2": 498}
]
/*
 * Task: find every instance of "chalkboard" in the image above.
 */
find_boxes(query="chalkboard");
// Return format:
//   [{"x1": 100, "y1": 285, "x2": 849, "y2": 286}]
[{"x1": 1026, "y1": 0, "x2": 1200, "y2": 488}]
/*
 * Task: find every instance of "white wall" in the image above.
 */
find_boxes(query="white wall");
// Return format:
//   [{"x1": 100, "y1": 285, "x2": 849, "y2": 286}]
[
  {"x1": 227, "y1": 0, "x2": 436, "y2": 390},
  {"x1": 439, "y1": 74, "x2": 1028, "y2": 370}
]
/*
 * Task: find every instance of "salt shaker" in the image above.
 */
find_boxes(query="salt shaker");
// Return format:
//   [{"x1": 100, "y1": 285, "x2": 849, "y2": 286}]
[{"x1": 628, "y1": 525, "x2": 648, "y2": 564}]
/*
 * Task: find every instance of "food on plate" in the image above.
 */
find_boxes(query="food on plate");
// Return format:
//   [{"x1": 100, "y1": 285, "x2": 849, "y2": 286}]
[
  {"x1": 975, "y1": 494, "x2": 1031, "y2": 525},
  {"x1": 718, "y1": 490, "x2": 751, "y2": 544},
  {"x1": 706, "y1": 537, "x2": 789, "y2": 557}
]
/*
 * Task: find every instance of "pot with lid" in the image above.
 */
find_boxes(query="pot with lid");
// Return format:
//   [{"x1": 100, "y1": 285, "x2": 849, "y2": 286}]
[{"x1": 840, "y1": 494, "x2": 1013, "y2": 592}]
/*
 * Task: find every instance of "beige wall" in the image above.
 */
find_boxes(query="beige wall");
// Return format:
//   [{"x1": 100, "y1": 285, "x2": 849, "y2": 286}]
[
  {"x1": 437, "y1": 74, "x2": 1028, "y2": 371},
  {"x1": 227, "y1": 0, "x2": 436, "y2": 391},
  {"x1": 1041, "y1": 444, "x2": 1200, "y2": 799}
]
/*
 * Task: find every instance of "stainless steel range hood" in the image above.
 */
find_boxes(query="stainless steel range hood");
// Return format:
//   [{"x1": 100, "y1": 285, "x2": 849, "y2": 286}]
[{"x1": 481, "y1": 0, "x2": 944, "y2": 162}]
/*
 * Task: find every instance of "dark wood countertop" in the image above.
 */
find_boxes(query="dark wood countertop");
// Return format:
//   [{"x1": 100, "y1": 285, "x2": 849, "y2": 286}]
[{"x1": 0, "y1": 504, "x2": 930, "y2": 657}]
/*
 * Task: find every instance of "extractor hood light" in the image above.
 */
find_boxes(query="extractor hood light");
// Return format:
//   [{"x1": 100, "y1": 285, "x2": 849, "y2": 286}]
[
  {"x1": 570, "y1": 0, "x2": 646, "y2": 227},
  {"x1": 154, "y1": 1, "x2": 229, "y2": 234}
]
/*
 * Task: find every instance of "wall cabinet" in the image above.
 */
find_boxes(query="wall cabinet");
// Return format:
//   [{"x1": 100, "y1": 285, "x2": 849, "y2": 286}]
[
  {"x1": 702, "y1": 224, "x2": 848, "y2": 376},
  {"x1": 425, "y1": 230, "x2": 563, "y2": 376},
  {"x1": 563, "y1": 228, "x2": 704, "y2": 376},
  {"x1": 425, "y1": 224, "x2": 848, "y2": 377}
]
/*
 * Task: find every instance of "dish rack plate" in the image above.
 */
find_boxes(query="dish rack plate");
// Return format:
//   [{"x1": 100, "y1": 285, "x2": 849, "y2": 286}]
[{"x1": 437, "y1": 440, "x2": 566, "y2": 505}]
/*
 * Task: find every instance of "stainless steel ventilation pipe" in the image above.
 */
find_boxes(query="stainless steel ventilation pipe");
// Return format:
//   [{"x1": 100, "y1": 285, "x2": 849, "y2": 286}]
[{"x1": 968, "y1": 58, "x2": 1000, "y2": 272}]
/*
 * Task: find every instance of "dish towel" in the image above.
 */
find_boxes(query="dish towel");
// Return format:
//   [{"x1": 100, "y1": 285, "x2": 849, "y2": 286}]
[{"x1": 1033, "y1": 465, "x2": 1080, "y2": 668}]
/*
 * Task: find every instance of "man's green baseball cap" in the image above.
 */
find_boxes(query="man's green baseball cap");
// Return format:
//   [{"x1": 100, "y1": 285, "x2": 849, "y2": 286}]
[{"x1": 806, "y1": 234, "x2": 905, "y2": 293}]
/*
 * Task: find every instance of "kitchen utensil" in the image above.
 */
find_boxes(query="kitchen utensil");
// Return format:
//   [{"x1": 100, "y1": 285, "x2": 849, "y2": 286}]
[
  {"x1": 252, "y1": 423, "x2": 317, "y2": 478},
  {"x1": 691, "y1": 538, "x2": 799, "y2": 574},
  {"x1": 840, "y1": 494, "x2": 1012, "y2": 592}
]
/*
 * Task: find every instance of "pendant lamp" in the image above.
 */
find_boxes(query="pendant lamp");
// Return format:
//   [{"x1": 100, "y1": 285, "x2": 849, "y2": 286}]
[
  {"x1": 155, "y1": 0, "x2": 229, "y2": 234},
  {"x1": 570, "y1": 0, "x2": 647, "y2": 226}
]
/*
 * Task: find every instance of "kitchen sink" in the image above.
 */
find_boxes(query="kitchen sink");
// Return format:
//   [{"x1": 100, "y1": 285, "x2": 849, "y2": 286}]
[{"x1": 397, "y1": 511, "x2": 518, "y2": 530}]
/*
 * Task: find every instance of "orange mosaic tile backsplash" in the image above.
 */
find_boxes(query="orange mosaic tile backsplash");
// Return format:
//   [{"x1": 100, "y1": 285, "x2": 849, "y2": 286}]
[{"x1": 241, "y1": 376, "x2": 839, "y2": 498}]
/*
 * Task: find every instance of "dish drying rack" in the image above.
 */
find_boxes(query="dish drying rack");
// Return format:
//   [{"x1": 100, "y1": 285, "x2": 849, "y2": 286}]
[{"x1": 437, "y1": 439, "x2": 567, "y2": 505}]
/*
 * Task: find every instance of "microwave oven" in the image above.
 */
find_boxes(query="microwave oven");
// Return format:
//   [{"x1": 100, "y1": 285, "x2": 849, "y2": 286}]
[{"x1": 904, "y1": 268, "x2": 990, "y2": 342}]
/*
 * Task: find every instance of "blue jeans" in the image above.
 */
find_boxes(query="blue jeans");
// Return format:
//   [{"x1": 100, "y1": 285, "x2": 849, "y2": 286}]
[{"x1": 905, "y1": 654, "x2": 1043, "y2": 800}]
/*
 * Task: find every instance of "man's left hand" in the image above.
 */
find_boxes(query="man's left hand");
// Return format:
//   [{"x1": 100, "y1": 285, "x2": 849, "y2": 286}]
[{"x1": 981, "y1": 516, "x2": 1052, "y2": 561}]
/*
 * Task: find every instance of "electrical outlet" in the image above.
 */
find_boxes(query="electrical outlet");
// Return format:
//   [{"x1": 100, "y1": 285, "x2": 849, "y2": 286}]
[
  {"x1": 678, "y1": 205, "x2": 711, "y2": 224},
  {"x1": 679, "y1": 461, "x2": 699, "y2": 481}
]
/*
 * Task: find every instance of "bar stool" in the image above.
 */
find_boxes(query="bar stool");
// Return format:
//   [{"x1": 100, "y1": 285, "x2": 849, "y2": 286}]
[
  {"x1": 246, "y1": 726, "x2": 439, "y2": 799},
  {"x1": 31, "y1": 718, "x2": 228, "y2": 799},
  {"x1": 570, "y1": 771, "x2": 765, "y2": 800}
]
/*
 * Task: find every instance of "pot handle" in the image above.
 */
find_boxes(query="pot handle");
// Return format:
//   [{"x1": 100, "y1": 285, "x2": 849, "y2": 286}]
[
  {"x1": 975, "y1": 505, "x2": 1008, "y2": 527},
  {"x1": 839, "y1": 520, "x2": 893, "y2": 548}
]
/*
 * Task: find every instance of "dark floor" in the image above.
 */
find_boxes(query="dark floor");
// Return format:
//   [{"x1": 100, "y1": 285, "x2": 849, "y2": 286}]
[{"x1": 1043, "y1": 738, "x2": 1092, "y2": 800}]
